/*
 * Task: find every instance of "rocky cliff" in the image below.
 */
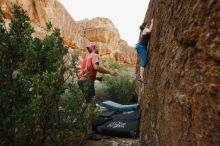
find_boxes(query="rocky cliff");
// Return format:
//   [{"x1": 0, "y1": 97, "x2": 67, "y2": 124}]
[
  {"x1": 0, "y1": 0, "x2": 87, "y2": 47},
  {"x1": 77, "y1": 18, "x2": 136, "y2": 65},
  {"x1": 0, "y1": 0, "x2": 136, "y2": 65},
  {"x1": 135, "y1": 0, "x2": 220, "y2": 145}
]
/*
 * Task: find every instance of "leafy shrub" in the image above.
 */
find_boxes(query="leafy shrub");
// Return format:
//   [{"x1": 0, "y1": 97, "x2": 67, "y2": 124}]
[
  {"x1": 104, "y1": 74, "x2": 134, "y2": 104},
  {"x1": 105, "y1": 61, "x2": 125, "y2": 71},
  {"x1": 0, "y1": 5, "x2": 91, "y2": 146}
]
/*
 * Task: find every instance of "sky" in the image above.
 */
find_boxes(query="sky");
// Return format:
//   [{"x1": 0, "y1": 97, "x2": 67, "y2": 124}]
[{"x1": 58, "y1": 0, "x2": 150, "y2": 47}]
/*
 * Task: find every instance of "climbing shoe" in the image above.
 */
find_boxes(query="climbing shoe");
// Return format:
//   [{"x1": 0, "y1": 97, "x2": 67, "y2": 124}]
[
  {"x1": 88, "y1": 131, "x2": 101, "y2": 141},
  {"x1": 138, "y1": 78, "x2": 147, "y2": 84}
]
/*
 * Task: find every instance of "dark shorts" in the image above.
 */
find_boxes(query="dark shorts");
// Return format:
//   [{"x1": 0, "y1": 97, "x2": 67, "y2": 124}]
[
  {"x1": 135, "y1": 43, "x2": 148, "y2": 68},
  {"x1": 78, "y1": 80, "x2": 95, "y2": 102}
]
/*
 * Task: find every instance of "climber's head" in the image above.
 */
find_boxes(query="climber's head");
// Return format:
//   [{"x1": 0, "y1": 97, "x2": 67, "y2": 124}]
[
  {"x1": 140, "y1": 22, "x2": 151, "y2": 31},
  {"x1": 145, "y1": 24, "x2": 150, "y2": 28},
  {"x1": 139, "y1": 22, "x2": 147, "y2": 31}
]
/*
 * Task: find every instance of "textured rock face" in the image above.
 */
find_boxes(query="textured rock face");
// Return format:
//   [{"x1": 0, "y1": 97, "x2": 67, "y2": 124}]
[
  {"x1": 77, "y1": 18, "x2": 136, "y2": 65},
  {"x1": 135, "y1": 0, "x2": 220, "y2": 145},
  {"x1": 0, "y1": 0, "x2": 88, "y2": 47},
  {"x1": 0, "y1": 0, "x2": 136, "y2": 65},
  {"x1": 116, "y1": 40, "x2": 137, "y2": 65}
]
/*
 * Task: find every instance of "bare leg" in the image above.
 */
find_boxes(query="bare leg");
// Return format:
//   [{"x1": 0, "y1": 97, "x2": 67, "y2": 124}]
[
  {"x1": 140, "y1": 66, "x2": 144, "y2": 79},
  {"x1": 139, "y1": 67, "x2": 147, "y2": 84}
]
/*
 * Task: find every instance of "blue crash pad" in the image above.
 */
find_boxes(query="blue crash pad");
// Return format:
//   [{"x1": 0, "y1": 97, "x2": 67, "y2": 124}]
[{"x1": 101, "y1": 100, "x2": 139, "y2": 112}]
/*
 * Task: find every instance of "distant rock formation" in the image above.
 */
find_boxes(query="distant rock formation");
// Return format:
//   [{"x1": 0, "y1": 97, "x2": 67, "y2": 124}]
[
  {"x1": 77, "y1": 18, "x2": 136, "y2": 65},
  {"x1": 135, "y1": 0, "x2": 220, "y2": 145},
  {"x1": 0, "y1": 0, "x2": 136, "y2": 66}
]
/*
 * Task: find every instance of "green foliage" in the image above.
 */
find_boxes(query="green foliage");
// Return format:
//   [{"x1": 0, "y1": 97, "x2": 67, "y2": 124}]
[
  {"x1": 104, "y1": 61, "x2": 125, "y2": 71},
  {"x1": 0, "y1": 5, "x2": 91, "y2": 146},
  {"x1": 46, "y1": 21, "x2": 52, "y2": 31},
  {"x1": 103, "y1": 62, "x2": 134, "y2": 104},
  {"x1": 105, "y1": 74, "x2": 133, "y2": 104}
]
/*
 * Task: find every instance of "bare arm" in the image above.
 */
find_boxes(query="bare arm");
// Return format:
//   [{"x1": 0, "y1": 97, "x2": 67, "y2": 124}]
[
  {"x1": 93, "y1": 63, "x2": 118, "y2": 76},
  {"x1": 148, "y1": 19, "x2": 154, "y2": 32},
  {"x1": 143, "y1": 19, "x2": 154, "y2": 35}
]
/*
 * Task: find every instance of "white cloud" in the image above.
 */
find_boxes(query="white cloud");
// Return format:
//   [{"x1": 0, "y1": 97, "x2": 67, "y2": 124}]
[{"x1": 58, "y1": 0, "x2": 150, "y2": 46}]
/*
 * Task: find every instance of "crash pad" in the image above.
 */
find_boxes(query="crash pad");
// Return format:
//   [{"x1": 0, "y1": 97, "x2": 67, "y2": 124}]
[
  {"x1": 96, "y1": 110, "x2": 141, "y2": 138},
  {"x1": 101, "y1": 100, "x2": 139, "y2": 112}
]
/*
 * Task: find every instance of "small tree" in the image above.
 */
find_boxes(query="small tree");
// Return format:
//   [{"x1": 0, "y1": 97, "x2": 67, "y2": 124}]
[
  {"x1": 0, "y1": 5, "x2": 91, "y2": 146},
  {"x1": 0, "y1": 5, "x2": 34, "y2": 145}
]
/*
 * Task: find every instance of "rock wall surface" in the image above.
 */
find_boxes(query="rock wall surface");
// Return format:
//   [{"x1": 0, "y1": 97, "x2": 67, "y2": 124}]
[
  {"x1": 135, "y1": 0, "x2": 220, "y2": 145},
  {"x1": 0, "y1": 0, "x2": 136, "y2": 65},
  {"x1": 0, "y1": 0, "x2": 87, "y2": 47}
]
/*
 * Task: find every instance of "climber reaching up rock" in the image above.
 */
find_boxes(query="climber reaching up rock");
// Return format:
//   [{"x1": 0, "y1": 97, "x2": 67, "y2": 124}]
[{"x1": 135, "y1": 18, "x2": 154, "y2": 84}]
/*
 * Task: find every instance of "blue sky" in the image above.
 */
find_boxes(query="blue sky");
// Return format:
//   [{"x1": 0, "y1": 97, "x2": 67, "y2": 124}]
[{"x1": 58, "y1": 0, "x2": 150, "y2": 46}]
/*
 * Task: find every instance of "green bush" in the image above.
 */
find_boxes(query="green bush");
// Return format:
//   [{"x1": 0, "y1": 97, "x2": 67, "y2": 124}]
[
  {"x1": 104, "y1": 74, "x2": 134, "y2": 104},
  {"x1": 105, "y1": 61, "x2": 125, "y2": 71},
  {"x1": 0, "y1": 5, "x2": 91, "y2": 146},
  {"x1": 96, "y1": 61, "x2": 136, "y2": 104}
]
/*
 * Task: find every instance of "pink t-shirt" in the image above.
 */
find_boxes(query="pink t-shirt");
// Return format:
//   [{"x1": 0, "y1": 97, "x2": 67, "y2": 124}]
[{"x1": 79, "y1": 52, "x2": 99, "y2": 81}]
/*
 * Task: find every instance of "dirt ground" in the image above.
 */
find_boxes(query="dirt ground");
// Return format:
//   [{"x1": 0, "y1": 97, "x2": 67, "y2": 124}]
[{"x1": 83, "y1": 136, "x2": 140, "y2": 146}]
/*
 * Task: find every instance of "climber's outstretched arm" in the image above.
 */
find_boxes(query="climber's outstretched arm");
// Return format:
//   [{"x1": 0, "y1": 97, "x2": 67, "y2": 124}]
[
  {"x1": 148, "y1": 19, "x2": 154, "y2": 32},
  {"x1": 143, "y1": 19, "x2": 154, "y2": 35}
]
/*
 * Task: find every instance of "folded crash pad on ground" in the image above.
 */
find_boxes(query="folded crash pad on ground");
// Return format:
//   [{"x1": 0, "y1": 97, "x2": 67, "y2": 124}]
[
  {"x1": 100, "y1": 110, "x2": 116, "y2": 117},
  {"x1": 92, "y1": 110, "x2": 115, "y2": 132},
  {"x1": 96, "y1": 110, "x2": 141, "y2": 138},
  {"x1": 101, "y1": 100, "x2": 139, "y2": 112},
  {"x1": 92, "y1": 116, "x2": 113, "y2": 132}
]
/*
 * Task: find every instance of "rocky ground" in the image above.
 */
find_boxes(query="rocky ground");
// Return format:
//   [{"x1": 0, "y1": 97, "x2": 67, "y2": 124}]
[{"x1": 83, "y1": 137, "x2": 140, "y2": 146}]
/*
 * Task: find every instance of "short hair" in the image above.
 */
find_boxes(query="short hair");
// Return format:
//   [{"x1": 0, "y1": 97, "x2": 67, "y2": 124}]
[
  {"x1": 87, "y1": 47, "x2": 92, "y2": 53},
  {"x1": 139, "y1": 22, "x2": 147, "y2": 31}
]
